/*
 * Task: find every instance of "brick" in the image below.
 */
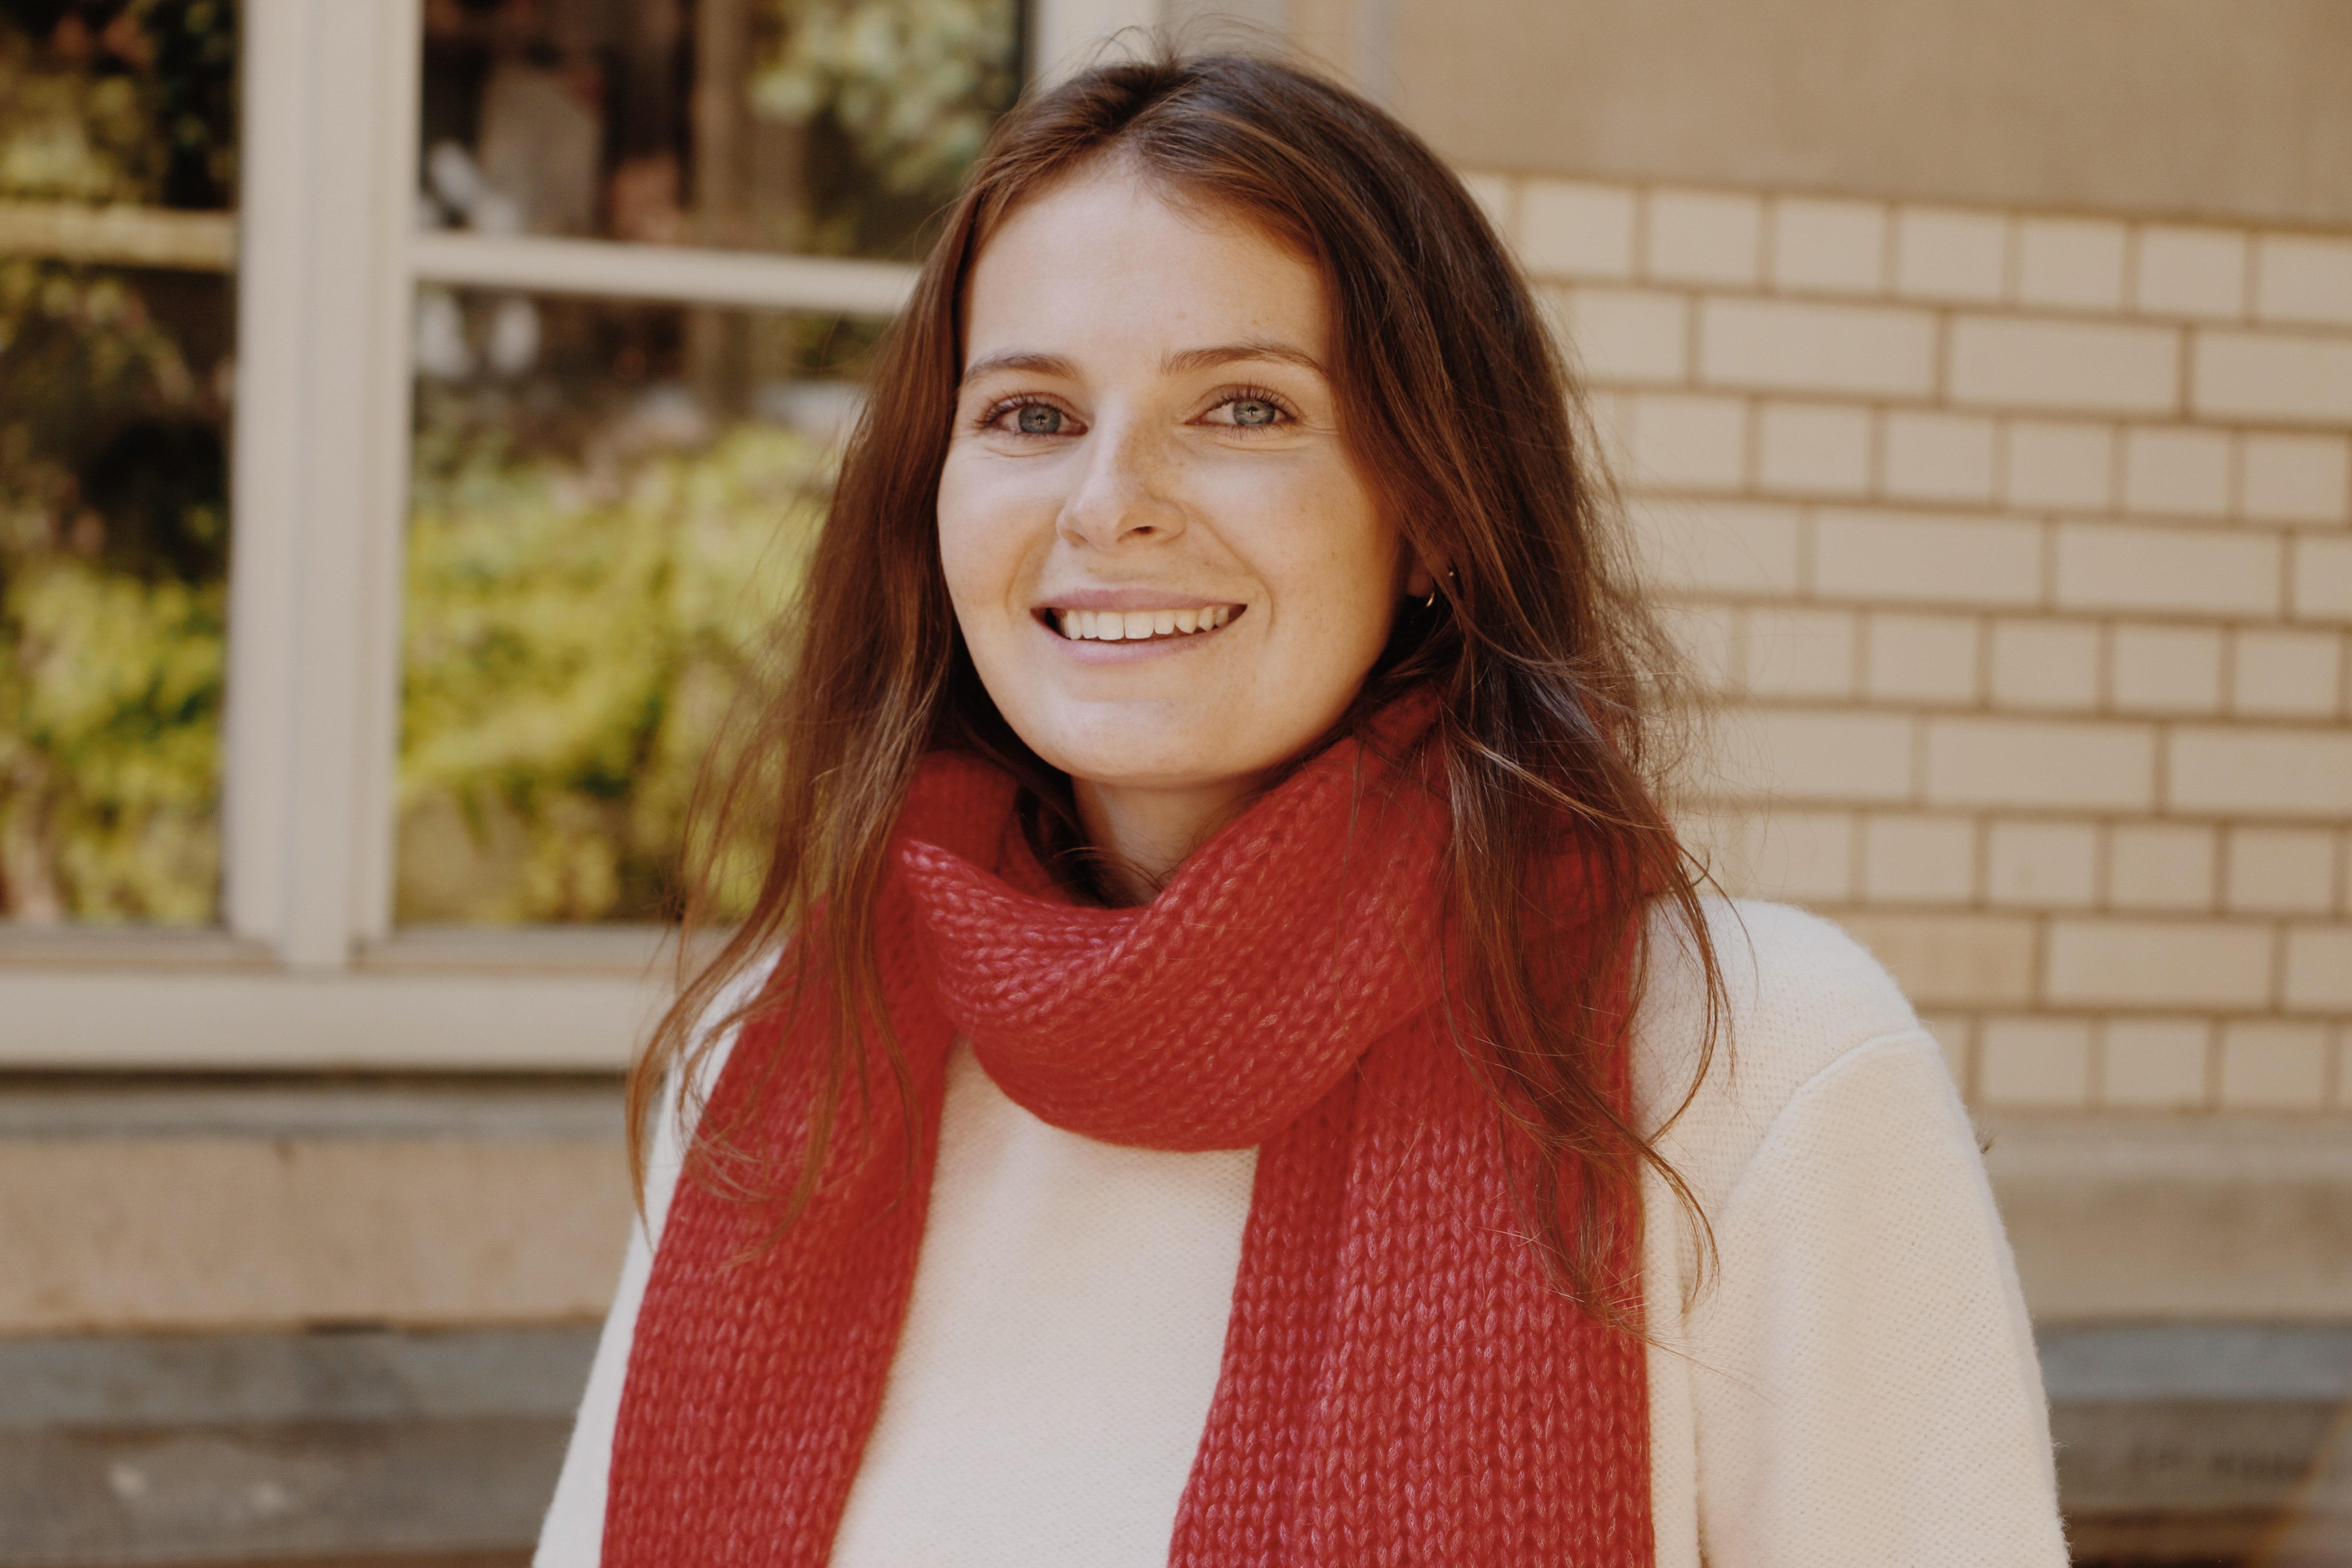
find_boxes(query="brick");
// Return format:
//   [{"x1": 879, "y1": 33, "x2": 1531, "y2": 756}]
[
  {"x1": 2046, "y1": 918, "x2": 2273, "y2": 1008},
  {"x1": 2016, "y1": 217, "x2": 2128, "y2": 312},
  {"x1": 2219, "y1": 1021, "x2": 2331, "y2": 1109},
  {"x1": 2054, "y1": 523, "x2": 2280, "y2": 617},
  {"x1": 2233, "y1": 628, "x2": 2343, "y2": 718},
  {"x1": 2120, "y1": 426, "x2": 2233, "y2": 519},
  {"x1": 2226, "y1": 827, "x2": 2338, "y2": 914},
  {"x1": 1746, "y1": 808, "x2": 1856, "y2": 903},
  {"x1": 2168, "y1": 726, "x2": 2352, "y2": 818},
  {"x1": 2133, "y1": 226, "x2": 2248, "y2": 320},
  {"x1": 1949, "y1": 317, "x2": 2180, "y2": 416},
  {"x1": 1552, "y1": 286, "x2": 1687, "y2": 386},
  {"x1": 1893, "y1": 206, "x2": 2009, "y2": 303},
  {"x1": 2003, "y1": 420, "x2": 2114, "y2": 512},
  {"x1": 1739, "y1": 606, "x2": 1858, "y2": 699},
  {"x1": 1583, "y1": 388, "x2": 1633, "y2": 467},
  {"x1": 2111, "y1": 624, "x2": 2224, "y2": 714},
  {"x1": 1925, "y1": 717, "x2": 2155, "y2": 811},
  {"x1": 1647, "y1": 189, "x2": 1763, "y2": 286},
  {"x1": 1986, "y1": 819, "x2": 2098, "y2": 907},
  {"x1": 1861, "y1": 814, "x2": 1977, "y2": 903},
  {"x1": 1865, "y1": 612, "x2": 1980, "y2": 703},
  {"x1": 2107, "y1": 823, "x2": 2217, "y2": 911},
  {"x1": 1838, "y1": 912, "x2": 2038, "y2": 1008},
  {"x1": 1748, "y1": 708, "x2": 1916, "y2": 803},
  {"x1": 1671, "y1": 805, "x2": 1749, "y2": 888},
  {"x1": 2285, "y1": 926, "x2": 2352, "y2": 1011},
  {"x1": 2241, "y1": 433, "x2": 2350, "y2": 524},
  {"x1": 1916, "y1": 1012, "x2": 1975, "y2": 1092},
  {"x1": 1625, "y1": 392, "x2": 1748, "y2": 491},
  {"x1": 1770, "y1": 198, "x2": 1886, "y2": 295},
  {"x1": 1812, "y1": 508, "x2": 2042, "y2": 607},
  {"x1": 1698, "y1": 298, "x2": 1937, "y2": 398},
  {"x1": 2294, "y1": 536, "x2": 2352, "y2": 622},
  {"x1": 2193, "y1": 331, "x2": 2352, "y2": 426},
  {"x1": 1989, "y1": 619, "x2": 2101, "y2": 710},
  {"x1": 1755, "y1": 401, "x2": 1871, "y2": 495},
  {"x1": 1461, "y1": 172, "x2": 1516, "y2": 239},
  {"x1": 1628, "y1": 498, "x2": 1801, "y2": 597},
  {"x1": 1979, "y1": 1017, "x2": 2093, "y2": 1109},
  {"x1": 1881, "y1": 412, "x2": 1996, "y2": 504},
  {"x1": 2101, "y1": 1020, "x2": 2211, "y2": 1109},
  {"x1": 1517, "y1": 179, "x2": 1636, "y2": 279},
  {"x1": 2254, "y1": 235, "x2": 2352, "y2": 328},
  {"x1": 1658, "y1": 601, "x2": 1737, "y2": 692}
]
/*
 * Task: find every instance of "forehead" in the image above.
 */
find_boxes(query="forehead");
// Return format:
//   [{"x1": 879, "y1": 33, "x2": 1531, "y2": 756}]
[{"x1": 962, "y1": 166, "x2": 1330, "y2": 363}]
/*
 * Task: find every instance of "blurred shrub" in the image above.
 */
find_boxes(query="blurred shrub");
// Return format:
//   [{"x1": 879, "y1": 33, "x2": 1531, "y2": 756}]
[
  {"x1": 398, "y1": 405, "x2": 828, "y2": 925},
  {"x1": 0, "y1": 1, "x2": 236, "y2": 922},
  {"x1": 0, "y1": 257, "x2": 225, "y2": 922},
  {"x1": 0, "y1": 0, "x2": 237, "y2": 210},
  {"x1": 752, "y1": 0, "x2": 1018, "y2": 198}
]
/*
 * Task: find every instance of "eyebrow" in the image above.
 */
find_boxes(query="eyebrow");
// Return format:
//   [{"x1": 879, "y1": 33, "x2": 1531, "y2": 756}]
[{"x1": 960, "y1": 340, "x2": 1328, "y2": 386}]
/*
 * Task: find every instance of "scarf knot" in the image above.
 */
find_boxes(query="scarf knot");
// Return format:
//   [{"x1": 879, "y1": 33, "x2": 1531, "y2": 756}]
[{"x1": 894, "y1": 742, "x2": 1449, "y2": 1151}]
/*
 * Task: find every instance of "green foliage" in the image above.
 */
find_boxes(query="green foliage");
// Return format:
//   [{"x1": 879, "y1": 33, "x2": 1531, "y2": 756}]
[
  {"x1": 0, "y1": 0, "x2": 237, "y2": 210},
  {"x1": 0, "y1": 551, "x2": 220, "y2": 921},
  {"x1": 0, "y1": 0, "x2": 236, "y2": 923},
  {"x1": 751, "y1": 0, "x2": 1019, "y2": 212},
  {"x1": 398, "y1": 409, "x2": 830, "y2": 925},
  {"x1": 0, "y1": 257, "x2": 224, "y2": 923}
]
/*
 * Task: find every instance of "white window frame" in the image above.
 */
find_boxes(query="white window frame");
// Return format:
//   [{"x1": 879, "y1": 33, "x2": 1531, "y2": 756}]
[{"x1": 0, "y1": 0, "x2": 1157, "y2": 1070}]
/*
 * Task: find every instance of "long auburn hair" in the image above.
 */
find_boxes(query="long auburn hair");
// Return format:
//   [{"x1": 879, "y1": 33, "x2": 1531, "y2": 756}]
[{"x1": 633, "y1": 47, "x2": 1724, "y2": 1313}]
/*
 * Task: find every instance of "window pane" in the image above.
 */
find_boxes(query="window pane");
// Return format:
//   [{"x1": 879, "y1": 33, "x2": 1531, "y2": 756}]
[
  {"x1": 418, "y1": 0, "x2": 1022, "y2": 261},
  {"x1": 398, "y1": 288, "x2": 853, "y2": 925},
  {"x1": 0, "y1": 3, "x2": 237, "y2": 926}
]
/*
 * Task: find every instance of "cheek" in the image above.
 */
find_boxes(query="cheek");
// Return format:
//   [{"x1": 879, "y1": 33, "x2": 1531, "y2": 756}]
[
  {"x1": 1259, "y1": 471, "x2": 1400, "y2": 657},
  {"x1": 935, "y1": 451, "x2": 1026, "y2": 623}
]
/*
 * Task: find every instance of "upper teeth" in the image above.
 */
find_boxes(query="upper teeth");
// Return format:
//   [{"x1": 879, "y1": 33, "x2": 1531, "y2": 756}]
[{"x1": 1056, "y1": 606, "x2": 1234, "y2": 641}]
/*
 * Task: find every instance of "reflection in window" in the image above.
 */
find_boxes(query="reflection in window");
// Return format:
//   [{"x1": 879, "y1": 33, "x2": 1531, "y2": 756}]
[
  {"x1": 397, "y1": 291, "x2": 866, "y2": 925},
  {"x1": 417, "y1": 0, "x2": 1022, "y2": 261},
  {"x1": 0, "y1": 1, "x2": 236, "y2": 925}
]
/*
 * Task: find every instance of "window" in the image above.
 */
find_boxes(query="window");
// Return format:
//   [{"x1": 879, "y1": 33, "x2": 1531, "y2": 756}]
[
  {"x1": 0, "y1": 0, "x2": 239, "y2": 927},
  {"x1": 0, "y1": 0, "x2": 1152, "y2": 1068}
]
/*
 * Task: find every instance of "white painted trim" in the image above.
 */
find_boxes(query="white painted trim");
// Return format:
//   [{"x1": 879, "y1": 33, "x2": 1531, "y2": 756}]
[
  {"x1": 351, "y1": 0, "x2": 425, "y2": 947},
  {"x1": 0, "y1": 971, "x2": 649, "y2": 1071},
  {"x1": 222, "y1": 0, "x2": 420, "y2": 968},
  {"x1": 408, "y1": 231, "x2": 919, "y2": 317}
]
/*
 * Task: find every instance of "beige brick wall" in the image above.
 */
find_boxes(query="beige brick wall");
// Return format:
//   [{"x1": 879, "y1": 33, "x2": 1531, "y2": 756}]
[{"x1": 1462, "y1": 172, "x2": 2352, "y2": 1113}]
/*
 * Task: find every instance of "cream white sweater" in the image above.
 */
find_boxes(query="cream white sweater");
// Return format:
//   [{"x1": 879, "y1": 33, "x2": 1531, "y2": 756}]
[{"x1": 537, "y1": 899, "x2": 2070, "y2": 1566}]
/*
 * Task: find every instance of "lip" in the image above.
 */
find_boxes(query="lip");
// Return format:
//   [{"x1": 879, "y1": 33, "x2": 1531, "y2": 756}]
[{"x1": 1033, "y1": 586, "x2": 1245, "y2": 614}]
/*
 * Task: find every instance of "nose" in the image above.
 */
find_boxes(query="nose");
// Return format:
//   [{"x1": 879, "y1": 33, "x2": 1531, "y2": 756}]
[{"x1": 1055, "y1": 413, "x2": 1186, "y2": 549}]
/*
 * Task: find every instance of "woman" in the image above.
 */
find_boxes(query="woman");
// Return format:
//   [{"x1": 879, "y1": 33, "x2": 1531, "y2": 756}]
[{"x1": 538, "y1": 50, "x2": 2068, "y2": 1568}]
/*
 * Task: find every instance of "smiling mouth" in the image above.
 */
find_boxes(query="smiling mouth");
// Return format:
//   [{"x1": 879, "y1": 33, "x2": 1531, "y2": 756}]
[{"x1": 1049, "y1": 605, "x2": 1242, "y2": 642}]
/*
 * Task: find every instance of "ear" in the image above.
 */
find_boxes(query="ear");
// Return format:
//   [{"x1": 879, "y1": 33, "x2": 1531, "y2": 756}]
[{"x1": 1404, "y1": 556, "x2": 1438, "y2": 600}]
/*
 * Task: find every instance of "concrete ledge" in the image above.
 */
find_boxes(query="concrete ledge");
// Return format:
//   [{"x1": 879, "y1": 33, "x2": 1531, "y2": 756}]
[
  {"x1": 1985, "y1": 1112, "x2": 2352, "y2": 1322},
  {"x1": 0, "y1": 1328, "x2": 593, "y2": 1567},
  {"x1": 0, "y1": 972, "x2": 657, "y2": 1072},
  {"x1": 0, "y1": 1083, "x2": 631, "y2": 1336}
]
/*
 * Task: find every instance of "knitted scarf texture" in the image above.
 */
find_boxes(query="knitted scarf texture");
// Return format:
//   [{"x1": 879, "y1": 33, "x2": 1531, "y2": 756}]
[{"x1": 604, "y1": 725, "x2": 1653, "y2": 1565}]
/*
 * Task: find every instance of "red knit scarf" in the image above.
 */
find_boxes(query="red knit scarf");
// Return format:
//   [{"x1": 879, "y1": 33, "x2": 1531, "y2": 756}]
[{"x1": 604, "y1": 725, "x2": 1653, "y2": 1565}]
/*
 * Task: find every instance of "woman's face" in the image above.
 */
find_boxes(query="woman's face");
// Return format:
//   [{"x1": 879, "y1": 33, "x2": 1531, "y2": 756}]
[{"x1": 938, "y1": 165, "x2": 1409, "y2": 853}]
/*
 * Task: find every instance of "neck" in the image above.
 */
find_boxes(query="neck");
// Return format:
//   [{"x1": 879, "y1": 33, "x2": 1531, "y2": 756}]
[{"x1": 1072, "y1": 773, "x2": 1265, "y2": 904}]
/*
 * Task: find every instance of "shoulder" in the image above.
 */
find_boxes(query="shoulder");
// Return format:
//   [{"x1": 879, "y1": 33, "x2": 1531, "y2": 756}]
[{"x1": 1631, "y1": 897, "x2": 1939, "y2": 1211}]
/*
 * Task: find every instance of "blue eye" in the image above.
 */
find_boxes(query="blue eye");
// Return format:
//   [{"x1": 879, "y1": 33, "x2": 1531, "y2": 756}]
[
  {"x1": 1229, "y1": 398, "x2": 1277, "y2": 427},
  {"x1": 1017, "y1": 404, "x2": 1063, "y2": 435}
]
